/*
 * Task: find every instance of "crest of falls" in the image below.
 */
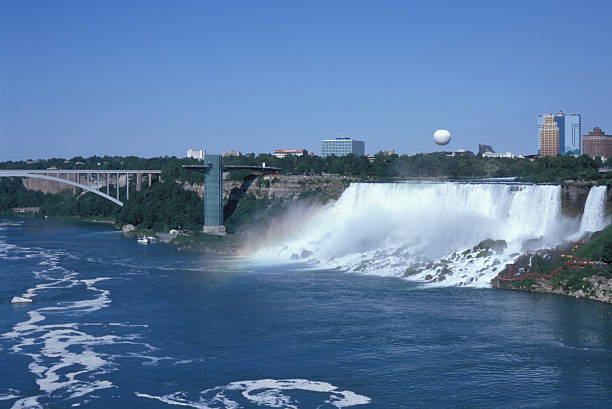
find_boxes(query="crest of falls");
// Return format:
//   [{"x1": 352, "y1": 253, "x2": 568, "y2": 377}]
[
  {"x1": 579, "y1": 186, "x2": 608, "y2": 233},
  {"x1": 255, "y1": 182, "x2": 599, "y2": 287}
]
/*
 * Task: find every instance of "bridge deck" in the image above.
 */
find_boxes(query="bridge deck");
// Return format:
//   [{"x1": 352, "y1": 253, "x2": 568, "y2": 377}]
[
  {"x1": 0, "y1": 169, "x2": 162, "y2": 174},
  {"x1": 182, "y1": 165, "x2": 281, "y2": 172}
]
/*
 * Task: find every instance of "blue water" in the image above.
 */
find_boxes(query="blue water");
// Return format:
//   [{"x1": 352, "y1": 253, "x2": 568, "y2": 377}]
[{"x1": 1, "y1": 217, "x2": 611, "y2": 408}]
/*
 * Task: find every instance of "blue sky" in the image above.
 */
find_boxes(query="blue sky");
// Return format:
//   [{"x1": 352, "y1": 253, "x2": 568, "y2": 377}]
[{"x1": 1, "y1": 0, "x2": 611, "y2": 161}]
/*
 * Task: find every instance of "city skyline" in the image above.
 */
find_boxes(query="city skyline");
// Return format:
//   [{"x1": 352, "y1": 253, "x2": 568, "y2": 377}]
[
  {"x1": 538, "y1": 112, "x2": 582, "y2": 156},
  {"x1": 1, "y1": 1, "x2": 611, "y2": 161}
]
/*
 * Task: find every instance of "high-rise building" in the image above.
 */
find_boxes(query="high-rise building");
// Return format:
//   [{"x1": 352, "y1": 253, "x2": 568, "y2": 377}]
[
  {"x1": 565, "y1": 114, "x2": 581, "y2": 154},
  {"x1": 537, "y1": 112, "x2": 581, "y2": 155},
  {"x1": 321, "y1": 137, "x2": 365, "y2": 157},
  {"x1": 583, "y1": 127, "x2": 612, "y2": 159},
  {"x1": 539, "y1": 114, "x2": 559, "y2": 157}
]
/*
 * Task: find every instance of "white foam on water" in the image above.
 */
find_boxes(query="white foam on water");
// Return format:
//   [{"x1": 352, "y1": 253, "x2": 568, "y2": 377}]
[
  {"x1": 136, "y1": 392, "x2": 212, "y2": 408},
  {"x1": 0, "y1": 388, "x2": 21, "y2": 401},
  {"x1": 10, "y1": 396, "x2": 42, "y2": 409},
  {"x1": 253, "y1": 182, "x2": 585, "y2": 287},
  {"x1": 579, "y1": 186, "x2": 609, "y2": 233},
  {"x1": 136, "y1": 378, "x2": 371, "y2": 408},
  {"x1": 0, "y1": 237, "x2": 159, "y2": 407}
]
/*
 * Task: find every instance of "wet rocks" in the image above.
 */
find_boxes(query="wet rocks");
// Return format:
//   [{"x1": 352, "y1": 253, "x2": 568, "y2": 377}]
[
  {"x1": 403, "y1": 267, "x2": 417, "y2": 277},
  {"x1": 477, "y1": 239, "x2": 507, "y2": 254}
]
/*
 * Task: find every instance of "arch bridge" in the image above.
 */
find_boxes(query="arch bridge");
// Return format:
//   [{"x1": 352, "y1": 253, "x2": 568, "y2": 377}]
[{"x1": 0, "y1": 169, "x2": 162, "y2": 206}]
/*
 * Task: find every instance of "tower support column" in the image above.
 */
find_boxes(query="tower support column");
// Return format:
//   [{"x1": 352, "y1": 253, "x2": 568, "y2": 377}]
[{"x1": 202, "y1": 154, "x2": 225, "y2": 235}]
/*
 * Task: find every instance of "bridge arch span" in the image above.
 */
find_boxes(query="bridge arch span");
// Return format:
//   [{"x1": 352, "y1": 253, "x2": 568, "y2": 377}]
[{"x1": 0, "y1": 172, "x2": 124, "y2": 206}]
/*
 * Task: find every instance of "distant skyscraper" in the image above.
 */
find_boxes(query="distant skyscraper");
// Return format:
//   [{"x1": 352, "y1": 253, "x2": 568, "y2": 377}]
[
  {"x1": 537, "y1": 112, "x2": 581, "y2": 155},
  {"x1": 565, "y1": 113, "x2": 582, "y2": 155},
  {"x1": 539, "y1": 114, "x2": 559, "y2": 157},
  {"x1": 321, "y1": 136, "x2": 365, "y2": 157}
]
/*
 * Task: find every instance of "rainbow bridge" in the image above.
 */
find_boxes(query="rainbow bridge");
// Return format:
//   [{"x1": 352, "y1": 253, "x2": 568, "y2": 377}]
[{"x1": 0, "y1": 169, "x2": 161, "y2": 206}]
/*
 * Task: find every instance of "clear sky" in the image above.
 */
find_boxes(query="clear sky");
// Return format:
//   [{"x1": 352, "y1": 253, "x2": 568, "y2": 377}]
[{"x1": 1, "y1": 0, "x2": 611, "y2": 161}]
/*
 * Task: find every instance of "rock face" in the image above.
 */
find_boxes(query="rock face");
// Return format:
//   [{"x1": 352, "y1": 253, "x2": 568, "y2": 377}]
[
  {"x1": 586, "y1": 276, "x2": 612, "y2": 303},
  {"x1": 122, "y1": 224, "x2": 135, "y2": 234},
  {"x1": 22, "y1": 177, "x2": 71, "y2": 194},
  {"x1": 183, "y1": 175, "x2": 353, "y2": 201},
  {"x1": 561, "y1": 183, "x2": 593, "y2": 217}
]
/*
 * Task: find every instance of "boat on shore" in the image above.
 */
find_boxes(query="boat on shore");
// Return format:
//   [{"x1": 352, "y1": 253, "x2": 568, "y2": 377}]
[{"x1": 137, "y1": 235, "x2": 157, "y2": 244}]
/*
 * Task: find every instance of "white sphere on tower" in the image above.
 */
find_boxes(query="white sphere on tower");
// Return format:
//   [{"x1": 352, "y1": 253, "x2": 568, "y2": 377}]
[{"x1": 433, "y1": 129, "x2": 451, "y2": 146}]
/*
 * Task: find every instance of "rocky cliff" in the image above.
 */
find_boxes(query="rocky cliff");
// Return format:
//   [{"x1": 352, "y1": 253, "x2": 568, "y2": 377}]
[
  {"x1": 182, "y1": 175, "x2": 354, "y2": 202},
  {"x1": 22, "y1": 177, "x2": 72, "y2": 194}
]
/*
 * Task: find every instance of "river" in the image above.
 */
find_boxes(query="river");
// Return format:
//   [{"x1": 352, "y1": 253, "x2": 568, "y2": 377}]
[{"x1": 0, "y1": 216, "x2": 611, "y2": 408}]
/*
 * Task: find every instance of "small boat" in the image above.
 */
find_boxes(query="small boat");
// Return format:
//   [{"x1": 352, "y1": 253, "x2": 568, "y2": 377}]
[
  {"x1": 137, "y1": 235, "x2": 149, "y2": 244},
  {"x1": 146, "y1": 236, "x2": 157, "y2": 243},
  {"x1": 11, "y1": 296, "x2": 33, "y2": 304}
]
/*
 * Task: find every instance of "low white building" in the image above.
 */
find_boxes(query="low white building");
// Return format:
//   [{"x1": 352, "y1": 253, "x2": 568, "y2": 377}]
[
  {"x1": 186, "y1": 149, "x2": 205, "y2": 160},
  {"x1": 273, "y1": 149, "x2": 308, "y2": 158},
  {"x1": 482, "y1": 151, "x2": 514, "y2": 158}
]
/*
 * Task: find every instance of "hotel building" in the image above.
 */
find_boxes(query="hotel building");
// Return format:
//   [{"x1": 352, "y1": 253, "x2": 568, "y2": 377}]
[
  {"x1": 321, "y1": 137, "x2": 365, "y2": 157},
  {"x1": 583, "y1": 127, "x2": 612, "y2": 159},
  {"x1": 539, "y1": 115, "x2": 560, "y2": 157}
]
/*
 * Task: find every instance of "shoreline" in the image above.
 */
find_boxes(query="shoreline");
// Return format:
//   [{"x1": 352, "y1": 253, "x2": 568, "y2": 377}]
[
  {"x1": 493, "y1": 277, "x2": 612, "y2": 304},
  {"x1": 491, "y1": 237, "x2": 612, "y2": 304},
  {"x1": 1, "y1": 211, "x2": 117, "y2": 225}
]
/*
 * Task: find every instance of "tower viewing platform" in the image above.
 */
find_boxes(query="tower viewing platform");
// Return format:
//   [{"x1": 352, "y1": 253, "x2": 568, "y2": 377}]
[{"x1": 183, "y1": 154, "x2": 280, "y2": 234}]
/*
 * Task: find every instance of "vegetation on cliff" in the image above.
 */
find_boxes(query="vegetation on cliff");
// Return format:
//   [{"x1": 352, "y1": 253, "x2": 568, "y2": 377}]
[
  {"x1": 573, "y1": 225, "x2": 612, "y2": 262},
  {"x1": 493, "y1": 227, "x2": 612, "y2": 303},
  {"x1": 117, "y1": 181, "x2": 203, "y2": 231}
]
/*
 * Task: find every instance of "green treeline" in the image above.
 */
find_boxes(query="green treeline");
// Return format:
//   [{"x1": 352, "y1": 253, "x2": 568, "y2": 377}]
[
  {"x1": 0, "y1": 151, "x2": 607, "y2": 185},
  {"x1": 222, "y1": 152, "x2": 608, "y2": 183},
  {"x1": 2, "y1": 152, "x2": 607, "y2": 183}
]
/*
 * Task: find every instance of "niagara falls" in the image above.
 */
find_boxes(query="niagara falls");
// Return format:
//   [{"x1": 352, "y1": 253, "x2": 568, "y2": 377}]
[
  {"x1": 255, "y1": 182, "x2": 608, "y2": 287},
  {"x1": 3, "y1": 1, "x2": 612, "y2": 407}
]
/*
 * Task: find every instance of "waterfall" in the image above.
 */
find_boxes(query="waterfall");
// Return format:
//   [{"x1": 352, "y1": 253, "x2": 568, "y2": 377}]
[
  {"x1": 579, "y1": 186, "x2": 608, "y2": 233},
  {"x1": 255, "y1": 182, "x2": 575, "y2": 287}
]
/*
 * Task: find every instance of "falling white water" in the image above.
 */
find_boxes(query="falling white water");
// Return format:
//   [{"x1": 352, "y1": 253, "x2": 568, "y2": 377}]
[
  {"x1": 255, "y1": 182, "x2": 579, "y2": 287},
  {"x1": 579, "y1": 186, "x2": 608, "y2": 233}
]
